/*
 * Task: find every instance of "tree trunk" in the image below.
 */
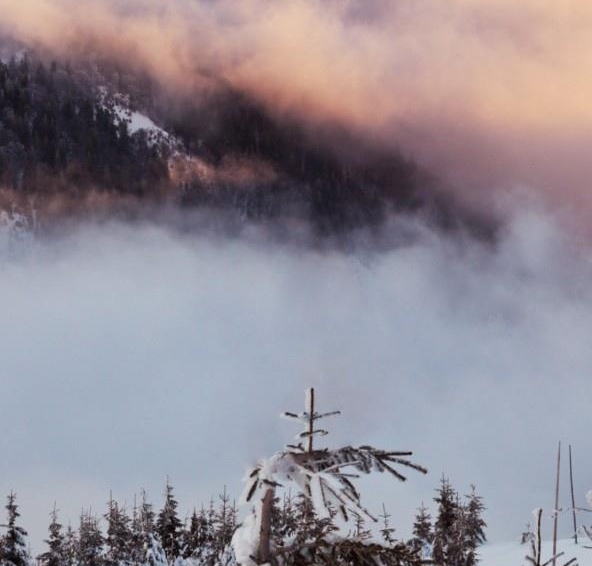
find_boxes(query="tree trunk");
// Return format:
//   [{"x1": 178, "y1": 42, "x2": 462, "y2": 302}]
[
  {"x1": 535, "y1": 507, "x2": 542, "y2": 566},
  {"x1": 569, "y1": 445, "x2": 577, "y2": 545},
  {"x1": 257, "y1": 488, "x2": 274, "y2": 565},
  {"x1": 307, "y1": 387, "x2": 315, "y2": 454},
  {"x1": 552, "y1": 441, "x2": 561, "y2": 566}
]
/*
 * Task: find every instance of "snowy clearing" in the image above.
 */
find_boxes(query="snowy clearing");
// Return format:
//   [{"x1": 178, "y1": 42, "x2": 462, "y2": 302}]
[{"x1": 481, "y1": 539, "x2": 589, "y2": 566}]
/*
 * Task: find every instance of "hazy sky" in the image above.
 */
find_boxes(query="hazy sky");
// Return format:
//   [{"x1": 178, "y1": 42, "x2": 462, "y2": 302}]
[{"x1": 1, "y1": 203, "x2": 591, "y2": 550}]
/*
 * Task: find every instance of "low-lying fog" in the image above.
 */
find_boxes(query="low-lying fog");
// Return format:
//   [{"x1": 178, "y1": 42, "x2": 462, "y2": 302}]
[{"x1": 1, "y1": 202, "x2": 590, "y2": 549}]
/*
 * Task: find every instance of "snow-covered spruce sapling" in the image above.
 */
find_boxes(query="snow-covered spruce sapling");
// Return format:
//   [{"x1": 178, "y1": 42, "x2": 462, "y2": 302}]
[
  {"x1": 410, "y1": 503, "x2": 432, "y2": 559},
  {"x1": 379, "y1": 504, "x2": 396, "y2": 547},
  {"x1": 37, "y1": 505, "x2": 66, "y2": 566},
  {"x1": 233, "y1": 387, "x2": 427, "y2": 565},
  {"x1": 431, "y1": 476, "x2": 458, "y2": 566},
  {"x1": 0, "y1": 492, "x2": 33, "y2": 566},
  {"x1": 104, "y1": 496, "x2": 133, "y2": 566},
  {"x1": 77, "y1": 511, "x2": 105, "y2": 566},
  {"x1": 156, "y1": 480, "x2": 183, "y2": 561},
  {"x1": 463, "y1": 485, "x2": 487, "y2": 566}
]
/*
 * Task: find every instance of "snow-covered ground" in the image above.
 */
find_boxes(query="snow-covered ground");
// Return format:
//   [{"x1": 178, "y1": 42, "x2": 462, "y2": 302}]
[
  {"x1": 112, "y1": 104, "x2": 179, "y2": 148},
  {"x1": 98, "y1": 87, "x2": 181, "y2": 150},
  {"x1": 481, "y1": 539, "x2": 589, "y2": 566}
]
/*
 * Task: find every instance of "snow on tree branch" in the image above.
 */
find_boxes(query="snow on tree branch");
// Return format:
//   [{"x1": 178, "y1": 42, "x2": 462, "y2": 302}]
[{"x1": 233, "y1": 387, "x2": 427, "y2": 565}]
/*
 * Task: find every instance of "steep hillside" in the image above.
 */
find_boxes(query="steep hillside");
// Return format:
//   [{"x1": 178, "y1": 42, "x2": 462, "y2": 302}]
[{"x1": 0, "y1": 43, "x2": 490, "y2": 236}]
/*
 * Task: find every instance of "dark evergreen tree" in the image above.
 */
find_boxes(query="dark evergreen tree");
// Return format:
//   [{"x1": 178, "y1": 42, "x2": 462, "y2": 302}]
[
  {"x1": 129, "y1": 497, "x2": 143, "y2": 566},
  {"x1": 62, "y1": 525, "x2": 78, "y2": 566},
  {"x1": 184, "y1": 506, "x2": 214, "y2": 564},
  {"x1": 429, "y1": 480, "x2": 487, "y2": 566},
  {"x1": 432, "y1": 476, "x2": 458, "y2": 566},
  {"x1": 378, "y1": 504, "x2": 396, "y2": 547},
  {"x1": 291, "y1": 493, "x2": 337, "y2": 549},
  {"x1": 104, "y1": 498, "x2": 132, "y2": 566},
  {"x1": 0, "y1": 492, "x2": 32, "y2": 566},
  {"x1": 410, "y1": 502, "x2": 432, "y2": 559},
  {"x1": 37, "y1": 506, "x2": 66, "y2": 566},
  {"x1": 447, "y1": 495, "x2": 467, "y2": 566},
  {"x1": 183, "y1": 510, "x2": 201, "y2": 558},
  {"x1": 268, "y1": 494, "x2": 289, "y2": 543},
  {"x1": 351, "y1": 513, "x2": 372, "y2": 543},
  {"x1": 131, "y1": 491, "x2": 163, "y2": 566},
  {"x1": 77, "y1": 512, "x2": 104, "y2": 566},
  {"x1": 139, "y1": 490, "x2": 156, "y2": 543},
  {"x1": 213, "y1": 487, "x2": 235, "y2": 555},
  {"x1": 156, "y1": 481, "x2": 182, "y2": 561},
  {"x1": 462, "y1": 486, "x2": 486, "y2": 566}
]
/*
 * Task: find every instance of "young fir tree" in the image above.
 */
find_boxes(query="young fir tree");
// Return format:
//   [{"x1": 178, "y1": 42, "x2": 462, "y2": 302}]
[
  {"x1": 0, "y1": 492, "x2": 33, "y2": 566},
  {"x1": 183, "y1": 510, "x2": 201, "y2": 558},
  {"x1": 37, "y1": 506, "x2": 66, "y2": 566},
  {"x1": 105, "y1": 498, "x2": 132, "y2": 566},
  {"x1": 129, "y1": 496, "x2": 143, "y2": 566},
  {"x1": 139, "y1": 490, "x2": 156, "y2": 545},
  {"x1": 63, "y1": 525, "x2": 78, "y2": 566},
  {"x1": 156, "y1": 481, "x2": 183, "y2": 561},
  {"x1": 209, "y1": 487, "x2": 237, "y2": 564},
  {"x1": 352, "y1": 513, "x2": 372, "y2": 543},
  {"x1": 275, "y1": 493, "x2": 298, "y2": 541},
  {"x1": 186, "y1": 506, "x2": 214, "y2": 560},
  {"x1": 379, "y1": 504, "x2": 396, "y2": 547},
  {"x1": 448, "y1": 495, "x2": 467, "y2": 566},
  {"x1": 78, "y1": 512, "x2": 105, "y2": 566},
  {"x1": 430, "y1": 480, "x2": 488, "y2": 566},
  {"x1": 291, "y1": 492, "x2": 337, "y2": 551},
  {"x1": 410, "y1": 502, "x2": 432, "y2": 558},
  {"x1": 134, "y1": 492, "x2": 167, "y2": 566},
  {"x1": 432, "y1": 476, "x2": 459, "y2": 566},
  {"x1": 214, "y1": 487, "x2": 235, "y2": 551},
  {"x1": 234, "y1": 387, "x2": 427, "y2": 566},
  {"x1": 462, "y1": 485, "x2": 486, "y2": 566}
]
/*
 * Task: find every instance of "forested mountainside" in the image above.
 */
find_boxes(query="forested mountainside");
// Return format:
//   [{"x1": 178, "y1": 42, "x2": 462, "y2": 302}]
[
  {"x1": 0, "y1": 55, "x2": 168, "y2": 198},
  {"x1": 0, "y1": 45, "x2": 486, "y2": 235}
]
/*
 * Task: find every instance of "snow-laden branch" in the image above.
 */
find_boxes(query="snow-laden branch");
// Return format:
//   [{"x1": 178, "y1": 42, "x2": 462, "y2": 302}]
[{"x1": 234, "y1": 388, "x2": 427, "y2": 565}]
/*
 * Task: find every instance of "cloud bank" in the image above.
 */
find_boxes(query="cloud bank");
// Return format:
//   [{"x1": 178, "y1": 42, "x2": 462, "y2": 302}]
[
  {"x1": 0, "y1": 0, "x2": 590, "y2": 218},
  {"x1": 0, "y1": 206, "x2": 591, "y2": 549}
]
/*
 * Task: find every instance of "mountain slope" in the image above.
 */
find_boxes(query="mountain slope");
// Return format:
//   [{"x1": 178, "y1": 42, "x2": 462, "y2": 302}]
[{"x1": 0, "y1": 42, "x2": 492, "y2": 236}]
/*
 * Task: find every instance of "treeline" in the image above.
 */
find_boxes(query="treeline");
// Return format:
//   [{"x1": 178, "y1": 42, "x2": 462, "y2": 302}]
[
  {"x1": 0, "y1": 477, "x2": 486, "y2": 566},
  {"x1": 0, "y1": 53, "x2": 168, "y2": 197},
  {"x1": 168, "y1": 88, "x2": 426, "y2": 233},
  {"x1": 410, "y1": 477, "x2": 487, "y2": 566},
  {"x1": 0, "y1": 483, "x2": 236, "y2": 566}
]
